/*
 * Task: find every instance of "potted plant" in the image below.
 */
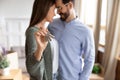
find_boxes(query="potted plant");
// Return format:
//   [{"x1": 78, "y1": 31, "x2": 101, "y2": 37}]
[
  {"x1": 92, "y1": 63, "x2": 101, "y2": 74},
  {"x1": 0, "y1": 46, "x2": 10, "y2": 75}
]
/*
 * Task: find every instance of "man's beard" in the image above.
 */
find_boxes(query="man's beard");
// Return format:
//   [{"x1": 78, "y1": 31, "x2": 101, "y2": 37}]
[{"x1": 59, "y1": 10, "x2": 70, "y2": 21}]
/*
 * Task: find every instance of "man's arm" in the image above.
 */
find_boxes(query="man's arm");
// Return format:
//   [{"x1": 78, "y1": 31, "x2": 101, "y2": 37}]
[{"x1": 79, "y1": 29, "x2": 95, "y2": 80}]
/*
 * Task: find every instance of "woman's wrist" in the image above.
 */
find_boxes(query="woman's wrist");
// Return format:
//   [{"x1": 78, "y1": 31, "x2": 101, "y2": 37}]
[{"x1": 34, "y1": 47, "x2": 44, "y2": 61}]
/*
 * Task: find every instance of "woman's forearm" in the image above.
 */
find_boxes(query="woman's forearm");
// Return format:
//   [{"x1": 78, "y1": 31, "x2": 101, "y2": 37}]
[{"x1": 34, "y1": 46, "x2": 44, "y2": 61}]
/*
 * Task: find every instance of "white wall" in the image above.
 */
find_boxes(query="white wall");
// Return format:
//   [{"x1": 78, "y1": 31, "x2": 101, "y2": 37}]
[
  {"x1": 0, "y1": 0, "x2": 34, "y2": 49},
  {"x1": 0, "y1": 0, "x2": 34, "y2": 18},
  {"x1": 0, "y1": 0, "x2": 59, "y2": 49}
]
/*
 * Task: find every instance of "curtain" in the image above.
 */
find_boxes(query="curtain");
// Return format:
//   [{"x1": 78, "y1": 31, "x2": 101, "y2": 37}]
[
  {"x1": 93, "y1": 0, "x2": 102, "y2": 62},
  {"x1": 75, "y1": 0, "x2": 120, "y2": 79},
  {"x1": 74, "y1": 0, "x2": 82, "y2": 19},
  {"x1": 102, "y1": 0, "x2": 120, "y2": 80}
]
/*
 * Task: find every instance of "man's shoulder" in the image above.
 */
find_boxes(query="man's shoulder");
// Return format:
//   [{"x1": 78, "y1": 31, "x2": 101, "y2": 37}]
[
  {"x1": 52, "y1": 18, "x2": 61, "y2": 24},
  {"x1": 48, "y1": 18, "x2": 62, "y2": 28},
  {"x1": 75, "y1": 19, "x2": 93, "y2": 34},
  {"x1": 53, "y1": 18, "x2": 60, "y2": 21}
]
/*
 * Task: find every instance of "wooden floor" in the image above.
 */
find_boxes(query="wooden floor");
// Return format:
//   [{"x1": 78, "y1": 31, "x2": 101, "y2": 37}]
[
  {"x1": 90, "y1": 73, "x2": 104, "y2": 80},
  {"x1": 22, "y1": 71, "x2": 105, "y2": 80}
]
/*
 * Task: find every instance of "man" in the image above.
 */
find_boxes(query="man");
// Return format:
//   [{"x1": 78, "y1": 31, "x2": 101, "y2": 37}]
[{"x1": 48, "y1": 0, "x2": 95, "y2": 80}]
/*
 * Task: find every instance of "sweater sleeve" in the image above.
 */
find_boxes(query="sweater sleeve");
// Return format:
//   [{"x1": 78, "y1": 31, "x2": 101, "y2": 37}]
[
  {"x1": 79, "y1": 29, "x2": 95, "y2": 80},
  {"x1": 25, "y1": 27, "x2": 45, "y2": 79}
]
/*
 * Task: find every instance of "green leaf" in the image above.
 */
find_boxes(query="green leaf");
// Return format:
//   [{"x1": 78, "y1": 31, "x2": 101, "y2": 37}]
[{"x1": 92, "y1": 65, "x2": 101, "y2": 74}]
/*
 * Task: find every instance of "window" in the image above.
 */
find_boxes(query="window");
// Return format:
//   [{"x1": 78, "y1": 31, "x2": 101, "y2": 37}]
[
  {"x1": 79, "y1": 0, "x2": 107, "y2": 46},
  {"x1": 99, "y1": 0, "x2": 107, "y2": 46}
]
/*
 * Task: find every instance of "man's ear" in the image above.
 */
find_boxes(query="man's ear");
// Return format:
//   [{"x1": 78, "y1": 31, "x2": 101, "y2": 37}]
[{"x1": 68, "y1": 2, "x2": 73, "y2": 9}]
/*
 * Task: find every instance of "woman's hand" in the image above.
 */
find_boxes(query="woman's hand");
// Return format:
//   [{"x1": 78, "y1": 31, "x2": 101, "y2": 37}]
[
  {"x1": 34, "y1": 28, "x2": 48, "y2": 51},
  {"x1": 34, "y1": 27, "x2": 48, "y2": 61}
]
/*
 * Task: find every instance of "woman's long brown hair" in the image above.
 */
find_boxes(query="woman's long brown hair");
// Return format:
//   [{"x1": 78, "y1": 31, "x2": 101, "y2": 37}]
[{"x1": 28, "y1": 0, "x2": 55, "y2": 28}]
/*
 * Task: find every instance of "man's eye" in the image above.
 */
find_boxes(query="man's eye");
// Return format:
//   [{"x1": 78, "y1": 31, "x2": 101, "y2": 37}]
[{"x1": 57, "y1": 7, "x2": 62, "y2": 10}]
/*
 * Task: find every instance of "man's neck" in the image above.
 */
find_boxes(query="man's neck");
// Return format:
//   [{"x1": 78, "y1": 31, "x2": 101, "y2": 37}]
[{"x1": 66, "y1": 9, "x2": 76, "y2": 22}]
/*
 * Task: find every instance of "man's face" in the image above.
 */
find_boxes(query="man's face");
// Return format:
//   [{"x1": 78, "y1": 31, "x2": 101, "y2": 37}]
[{"x1": 56, "y1": 0, "x2": 70, "y2": 21}]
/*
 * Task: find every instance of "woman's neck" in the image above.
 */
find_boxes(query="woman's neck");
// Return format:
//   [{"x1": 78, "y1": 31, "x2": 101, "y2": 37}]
[{"x1": 36, "y1": 19, "x2": 46, "y2": 29}]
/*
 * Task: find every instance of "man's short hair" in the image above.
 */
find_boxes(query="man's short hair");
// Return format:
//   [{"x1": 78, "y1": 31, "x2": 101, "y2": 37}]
[{"x1": 62, "y1": 0, "x2": 75, "y2": 5}]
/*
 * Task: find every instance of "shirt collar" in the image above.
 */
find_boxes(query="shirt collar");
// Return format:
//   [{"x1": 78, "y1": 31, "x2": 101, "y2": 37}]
[{"x1": 62, "y1": 17, "x2": 79, "y2": 26}]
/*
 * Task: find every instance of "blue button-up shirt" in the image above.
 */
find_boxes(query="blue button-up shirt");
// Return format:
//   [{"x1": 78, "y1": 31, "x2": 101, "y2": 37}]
[{"x1": 48, "y1": 18, "x2": 95, "y2": 80}]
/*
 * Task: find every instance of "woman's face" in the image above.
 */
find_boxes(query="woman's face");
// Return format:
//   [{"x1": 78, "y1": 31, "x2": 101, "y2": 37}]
[{"x1": 46, "y1": 4, "x2": 56, "y2": 22}]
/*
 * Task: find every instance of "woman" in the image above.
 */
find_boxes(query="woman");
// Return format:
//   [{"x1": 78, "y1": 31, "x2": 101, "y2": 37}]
[{"x1": 25, "y1": 0, "x2": 58, "y2": 80}]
